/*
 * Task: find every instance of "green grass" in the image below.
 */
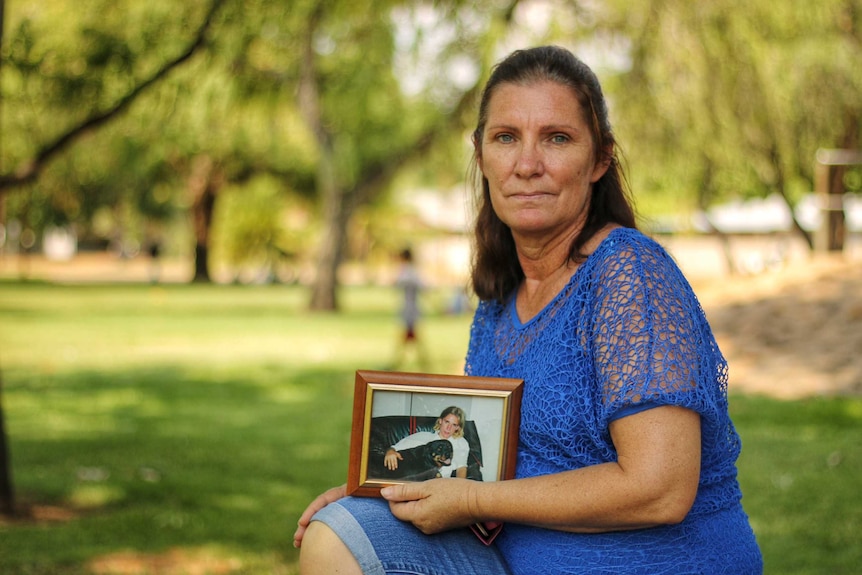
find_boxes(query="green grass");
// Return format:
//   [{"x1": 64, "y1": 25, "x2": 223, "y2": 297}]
[
  {"x1": 0, "y1": 280, "x2": 860, "y2": 574},
  {"x1": 731, "y1": 395, "x2": 862, "y2": 574}
]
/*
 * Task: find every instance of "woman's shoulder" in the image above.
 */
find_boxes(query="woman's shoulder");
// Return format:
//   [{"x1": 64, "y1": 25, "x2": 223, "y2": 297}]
[
  {"x1": 596, "y1": 226, "x2": 664, "y2": 253},
  {"x1": 584, "y1": 228, "x2": 697, "y2": 300},
  {"x1": 473, "y1": 296, "x2": 507, "y2": 321},
  {"x1": 591, "y1": 227, "x2": 677, "y2": 272}
]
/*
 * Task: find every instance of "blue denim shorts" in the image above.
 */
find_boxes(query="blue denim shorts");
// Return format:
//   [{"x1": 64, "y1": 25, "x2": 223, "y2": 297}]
[{"x1": 310, "y1": 496, "x2": 511, "y2": 575}]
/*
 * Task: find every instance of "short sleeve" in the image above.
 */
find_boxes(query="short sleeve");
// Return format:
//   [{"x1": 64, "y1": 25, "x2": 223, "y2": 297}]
[{"x1": 590, "y1": 239, "x2": 706, "y2": 424}]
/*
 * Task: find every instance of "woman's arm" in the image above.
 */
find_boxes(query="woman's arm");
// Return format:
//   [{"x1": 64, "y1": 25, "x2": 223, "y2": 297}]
[
  {"x1": 384, "y1": 448, "x2": 403, "y2": 470},
  {"x1": 386, "y1": 431, "x2": 437, "y2": 470},
  {"x1": 382, "y1": 405, "x2": 701, "y2": 534},
  {"x1": 392, "y1": 431, "x2": 436, "y2": 451}
]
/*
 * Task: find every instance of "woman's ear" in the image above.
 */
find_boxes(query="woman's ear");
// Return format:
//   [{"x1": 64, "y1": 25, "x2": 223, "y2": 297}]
[{"x1": 590, "y1": 144, "x2": 613, "y2": 183}]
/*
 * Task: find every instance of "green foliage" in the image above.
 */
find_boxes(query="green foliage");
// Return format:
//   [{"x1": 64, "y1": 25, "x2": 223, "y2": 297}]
[
  {"x1": 211, "y1": 176, "x2": 316, "y2": 273},
  {"x1": 598, "y1": 0, "x2": 862, "y2": 217},
  {"x1": 1, "y1": 0, "x2": 212, "y2": 248},
  {"x1": 3, "y1": 0, "x2": 860, "y2": 269}
]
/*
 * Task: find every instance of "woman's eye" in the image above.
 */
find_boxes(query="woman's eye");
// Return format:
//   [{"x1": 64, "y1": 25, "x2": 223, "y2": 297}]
[
  {"x1": 496, "y1": 134, "x2": 514, "y2": 143},
  {"x1": 551, "y1": 134, "x2": 569, "y2": 144}
]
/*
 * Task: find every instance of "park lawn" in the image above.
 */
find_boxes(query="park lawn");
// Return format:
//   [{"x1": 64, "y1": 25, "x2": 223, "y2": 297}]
[
  {"x1": 0, "y1": 280, "x2": 860, "y2": 574},
  {"x1": 731, "y1": 394, "x2": 862, "y2": 574}
]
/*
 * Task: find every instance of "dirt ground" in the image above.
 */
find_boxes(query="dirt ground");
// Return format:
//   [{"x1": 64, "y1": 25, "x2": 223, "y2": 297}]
[
  {"x1": 693, "y1": 253, "x2": 862, "y2": 399},
  {"x1": 2, "y1": 236, "x2": 861, "y2": 400}
]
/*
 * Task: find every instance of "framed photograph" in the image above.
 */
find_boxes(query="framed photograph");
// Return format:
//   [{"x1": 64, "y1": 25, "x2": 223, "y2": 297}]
[{"x1": 347, "y1": 370, "x2": 524, "y2": 497}]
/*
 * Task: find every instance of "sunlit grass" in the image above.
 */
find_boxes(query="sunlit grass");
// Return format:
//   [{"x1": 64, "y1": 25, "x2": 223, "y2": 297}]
[
  {"x1": 731, "y1": 395, "x2": 862, "y2": 574},
  {"x1": 1, "y1": 280, "x2": 860, "y2": 574}
]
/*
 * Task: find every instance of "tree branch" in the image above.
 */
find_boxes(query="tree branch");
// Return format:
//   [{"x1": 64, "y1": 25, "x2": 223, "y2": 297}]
[{"x1": 0, "y1": 0, "x2": 226, "y2": 195}]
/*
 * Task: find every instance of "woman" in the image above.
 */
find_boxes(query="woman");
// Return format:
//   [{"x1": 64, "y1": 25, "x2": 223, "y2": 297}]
[
  {"x1": 294, "y1": 45, "x2": 762, "y2": 574},
  {"x1": 383, "y1": 406, "x2": 470, "y2": 479}
]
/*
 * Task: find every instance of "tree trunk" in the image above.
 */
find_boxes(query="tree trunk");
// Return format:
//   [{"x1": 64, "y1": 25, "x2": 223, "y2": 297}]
[
  {"x1": 308, "y1": 139, "x2": 346, "y2": 310},
  {"x1": 189, "y1": 155, "x2": 221, "y2": 283},
  {"x1": 296, "y1": 2, "x2": 516, "y2": 311},
  {"x1": 697, "y1": 155, "x2": 740, "y2": 275},
  {"x1": 308, "y1": 199, "x2": 346, "y2": 310},
  {"x1": 0, "y1": 366, "x2": 15, "y2": 517},
  {"x1": 298, "y1": 4, "x2": 343, "y2": 311}
]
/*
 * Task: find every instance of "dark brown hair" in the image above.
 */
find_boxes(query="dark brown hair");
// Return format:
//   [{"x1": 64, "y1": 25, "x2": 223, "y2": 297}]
[{"x1": 470, "y1": 46, "x2": 637, "y2": 303}]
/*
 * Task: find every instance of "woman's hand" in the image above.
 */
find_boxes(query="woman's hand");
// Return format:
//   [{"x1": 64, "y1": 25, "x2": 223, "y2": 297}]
[
  {"x1": 293, "y1": 484, "x2": 346, "y2": 548},
  {"x1": 381, "y1": 478, "x2": 480, "y2": 534},
  {"x1": 384, "y1": 448, "x2": 402, "y2": 470}
]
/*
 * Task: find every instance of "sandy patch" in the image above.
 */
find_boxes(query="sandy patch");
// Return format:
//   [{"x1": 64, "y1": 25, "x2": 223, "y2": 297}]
[{"x1": 693, "y1": 255, "x2": 862, "y2": 398}]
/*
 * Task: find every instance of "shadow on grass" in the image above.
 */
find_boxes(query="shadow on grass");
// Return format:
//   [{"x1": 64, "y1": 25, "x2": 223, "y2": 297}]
[{"x1": 2, "y1": 363, "x2": 357, "y2": 573}]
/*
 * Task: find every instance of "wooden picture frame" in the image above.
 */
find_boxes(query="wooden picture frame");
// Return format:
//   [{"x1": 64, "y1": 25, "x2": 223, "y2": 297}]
[{"x1": 347, "y1": 370, "x2": 524, "y2": 497}]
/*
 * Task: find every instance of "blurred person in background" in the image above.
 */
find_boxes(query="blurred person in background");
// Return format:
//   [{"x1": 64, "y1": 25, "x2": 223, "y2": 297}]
[{"x1": 389, "y1": 247, "x2": 429, "y2": 370}]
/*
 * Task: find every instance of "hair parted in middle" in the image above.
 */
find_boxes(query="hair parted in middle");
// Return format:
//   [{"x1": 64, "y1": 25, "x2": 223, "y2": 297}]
[{"x1": 469, "y1": 45, "x2": 637, "y2": 304}]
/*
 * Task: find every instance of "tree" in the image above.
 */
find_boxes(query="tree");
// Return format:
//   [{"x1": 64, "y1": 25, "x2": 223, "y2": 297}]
[
  {"x1": 0, "y1": 0, "x2": 233, "y2": 286},
  {"x1": 598, "y1": 0, "x2": 862, "y2": 246},
  {"x1": 0, "y1": 0, "x2": 225, "y2": 196},
  {"x1": 5, "y1": 0, "x2": 860, "y2": 289},
  {"x1": 293, "y1": 0, "x2": 526, "y2": 310},
  {"x1": 2, "y1": 0, "x2": 560, "y2": 295},
  {"x1": 0, "y1": 0, "x2": 225, "y2": 516}
]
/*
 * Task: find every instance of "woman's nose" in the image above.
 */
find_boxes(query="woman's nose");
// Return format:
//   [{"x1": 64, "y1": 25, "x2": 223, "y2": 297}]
[{"x1": 514, "y1": 142, "x2": 544, "y2": 177}]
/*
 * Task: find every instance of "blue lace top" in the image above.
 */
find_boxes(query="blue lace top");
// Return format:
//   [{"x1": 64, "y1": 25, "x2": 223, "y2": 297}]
[{"x1": 465, "y1": 228, "x2": 762, "y2": 574}]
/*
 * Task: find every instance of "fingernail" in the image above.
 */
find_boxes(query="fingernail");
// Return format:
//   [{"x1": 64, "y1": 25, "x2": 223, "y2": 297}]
[{"x1": 380, "y1": 487, "x2": 392, "y2": 498}]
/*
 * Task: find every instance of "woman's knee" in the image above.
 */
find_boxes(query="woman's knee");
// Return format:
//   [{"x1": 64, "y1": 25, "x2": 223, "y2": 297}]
[{"x1": 298, "y1": 520, "x2": 362, "y2": 575}]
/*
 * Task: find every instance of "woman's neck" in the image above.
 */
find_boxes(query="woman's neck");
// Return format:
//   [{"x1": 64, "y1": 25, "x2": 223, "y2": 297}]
[{"x1": 513, "y1": 224, "x2": 618, "y2": 322}]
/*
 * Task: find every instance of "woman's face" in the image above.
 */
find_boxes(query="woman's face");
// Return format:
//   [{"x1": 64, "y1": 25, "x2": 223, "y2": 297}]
[
  {"x1": 437, "y1": 414, "x2": 462, "y2": 439},
  {"x1": 477, "y1": 80, "x2": 609, "y2": 243}
]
